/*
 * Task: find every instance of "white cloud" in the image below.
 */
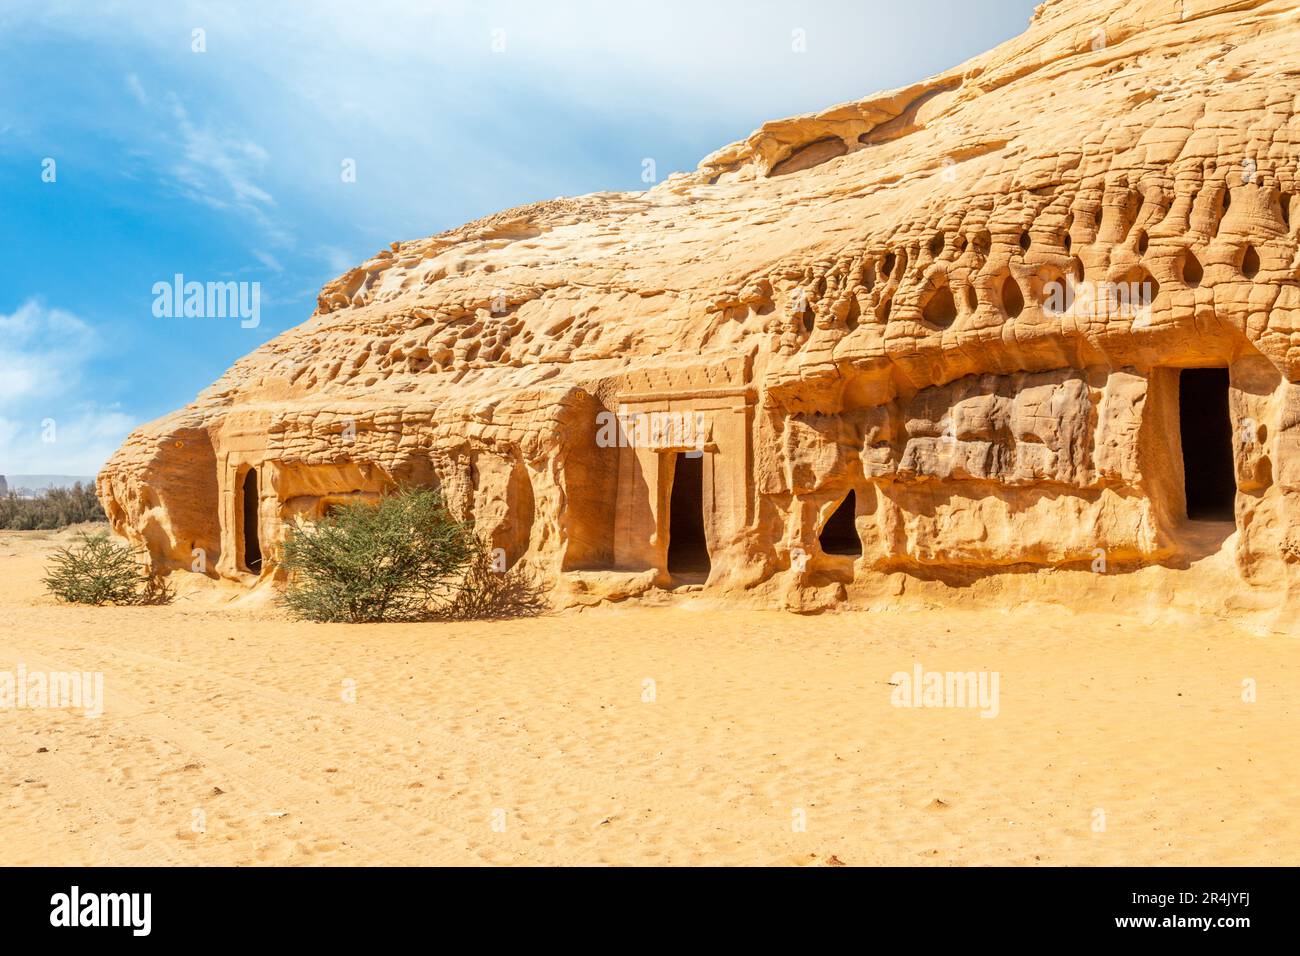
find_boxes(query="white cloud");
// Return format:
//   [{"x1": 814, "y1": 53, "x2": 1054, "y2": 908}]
[
  {"x1": 6, "y1": 2, "x2": 1035, "y2": 207},
  {"x1": 252, "y1": 249, "x2": 284, "y2": 273},
  {"x1": 124, "y1": 71, "x2": 147, "y2": 105},
  {"x1": 320, "y1": 245, "x2": 360, "y2": 274},
  {"x1": 0, "y1": 302, "x2": 97, "y2": 405},
  {"x1": 0, "y1": 301, "x2": 136, "y2": 475},
  {"x1": 0, "y1": 409, "x2": 136, "y2": 476},
  {"x1": 166, "y1": 95, "x2": 276, "y2": 214}
]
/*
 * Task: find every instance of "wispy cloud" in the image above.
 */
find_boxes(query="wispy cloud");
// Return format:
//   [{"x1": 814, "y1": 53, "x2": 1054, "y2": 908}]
[
  {"x1": 0, "y1": 302, "x2": 97, "y2": 405},
  {"x1": 320, "y1": 245, "x2": 360, "y2": 274},
  {"x1": 0, "y1": 300, "x2": 135, "y2": 475},
  {"x1": 165, "y1": 95, "x2": 278, "y2": 218},
  {"x1": 252, "y1": 249, "x2": 284, "y2": 273},
  {"x1": 124, "y1": 71, "x2": 147, "y2": 106}
]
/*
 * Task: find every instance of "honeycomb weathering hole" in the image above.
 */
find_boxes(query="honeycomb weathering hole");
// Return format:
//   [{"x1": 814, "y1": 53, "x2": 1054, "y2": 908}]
[
  {"x1": 922, "y1": 286, "x2": 958, "y2": 328},
  {"x1": 1041, "y1": 268, "x2": 1074, "y2": 315},
  {"x1": 1242, "y1": 244, "x2": 1260, "y2": 279},
  {"x1": 1001, "y1": 276, "x2": 1025, "y2": 318},
  {"x1": 1181, "y1": 249, "x2": 1204, "y2": 287},
  {"x1": 1126, "y1": 266, "x2": 1159, "y2": 309},
  {"x1": 1216, "y1": 189, "x2": 1232, "y2": 237}
]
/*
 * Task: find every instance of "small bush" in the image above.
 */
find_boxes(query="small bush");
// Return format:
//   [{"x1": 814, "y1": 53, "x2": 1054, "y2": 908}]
[
  {"x1": 0, "y1": 482, "x2": 106, "y2": 530},
  {"x1": 440, "y1": 538, "x2": 547, "y2": 621},
  {"x1": 281, "y1": 488, "x2": 546, "y2": 623},
  {"x1": 42, "y1": 531, "x2": 172, "y2": 606},
  {"x1": 280, "y1": 488, "x2": 476, "y2": 623}
]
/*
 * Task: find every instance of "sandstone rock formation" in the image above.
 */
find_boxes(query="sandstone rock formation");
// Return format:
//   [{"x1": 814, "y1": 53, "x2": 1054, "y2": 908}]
[{"x1": 100, "y1": 0, "x2": 1300, "y2": 625}]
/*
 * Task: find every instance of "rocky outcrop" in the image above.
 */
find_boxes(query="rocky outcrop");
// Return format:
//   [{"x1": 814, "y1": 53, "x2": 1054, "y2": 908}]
[{"x1": 101, "y1": 0, "x2": 1300, "y2": 625}]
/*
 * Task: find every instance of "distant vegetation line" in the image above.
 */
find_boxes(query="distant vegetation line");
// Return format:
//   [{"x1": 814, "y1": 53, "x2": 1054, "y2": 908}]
[{"x1": 0, "y1": 483, "x2": 106, "y2": 530}]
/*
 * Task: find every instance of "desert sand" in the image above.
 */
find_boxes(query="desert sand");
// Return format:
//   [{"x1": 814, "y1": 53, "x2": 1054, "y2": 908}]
[{"x1": 3, "y1": 526, "x2": 1297, "y2": 866}]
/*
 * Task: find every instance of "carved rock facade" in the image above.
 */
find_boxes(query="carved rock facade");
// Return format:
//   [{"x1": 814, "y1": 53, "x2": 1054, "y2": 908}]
[{"x1": 101, "y1": 0, "x2": 1300, "y2": 625}]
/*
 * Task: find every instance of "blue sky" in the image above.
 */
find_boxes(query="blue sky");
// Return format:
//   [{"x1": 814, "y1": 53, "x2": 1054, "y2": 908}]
[{"x1": 0, "y1": 0, "x2": 1039, "y2": 475}]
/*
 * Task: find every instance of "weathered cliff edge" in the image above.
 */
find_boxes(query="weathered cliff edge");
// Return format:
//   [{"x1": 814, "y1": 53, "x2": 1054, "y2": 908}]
[{"x1": 102, "y1": 0, "x2": 1300, "y2": 630}]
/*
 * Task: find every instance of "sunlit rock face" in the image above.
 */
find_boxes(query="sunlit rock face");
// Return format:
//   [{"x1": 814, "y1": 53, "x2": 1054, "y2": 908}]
[{"x1": 101, "y1": 0, "x2": 1300, "y2": 622}]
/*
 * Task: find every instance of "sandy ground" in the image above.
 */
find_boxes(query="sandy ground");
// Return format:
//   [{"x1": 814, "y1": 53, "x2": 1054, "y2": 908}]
[{"x1": 2, "y1": 526, "x2": 1297, "y2": 866}]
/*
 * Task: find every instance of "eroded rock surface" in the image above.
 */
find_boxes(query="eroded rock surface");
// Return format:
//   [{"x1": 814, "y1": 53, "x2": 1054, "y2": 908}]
[{"x1": 101, "y1": 0, "x2": 1300, "y2": 624}]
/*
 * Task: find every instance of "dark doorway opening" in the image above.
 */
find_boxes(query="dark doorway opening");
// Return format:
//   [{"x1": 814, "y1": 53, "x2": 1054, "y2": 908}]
[
  {"x1": 819, "y1": 490, "x2": 862, "y2": 556},
  {"x1": 667, "y1": 453, "x2": 710, "y2": 576},
  {"x1": 1179, "y1": 368, "x2": 1235, "y2": 521},
  {"x1": 241, "y1": 468, "x2": 263, "y2": 573}
]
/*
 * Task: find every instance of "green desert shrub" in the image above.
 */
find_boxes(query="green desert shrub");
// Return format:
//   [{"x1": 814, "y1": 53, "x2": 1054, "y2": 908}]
[
  {"x1": 281, "y1": 488, "x2": 473, "y2": 622},
  {"x1": 281, "y1": 488, "x2": 544, "y2": 623},
  {"x1": 0, "y1": 482, "x2": 106, "y2": 530},
  {"x1": 42, "y1": 531, "x2": 172, "y2": 606}
]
